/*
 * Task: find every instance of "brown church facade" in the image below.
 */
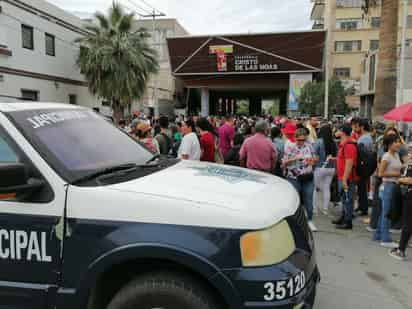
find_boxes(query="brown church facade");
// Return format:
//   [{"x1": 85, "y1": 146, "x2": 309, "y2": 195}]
[{"x1": 167, "y1": 30, "x2": 326, "y2": 116}]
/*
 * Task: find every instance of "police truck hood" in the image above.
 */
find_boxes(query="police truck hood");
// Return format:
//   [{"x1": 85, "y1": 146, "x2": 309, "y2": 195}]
[{"x1": 68, "y1": 161, "x2": 299, "y2": 230}]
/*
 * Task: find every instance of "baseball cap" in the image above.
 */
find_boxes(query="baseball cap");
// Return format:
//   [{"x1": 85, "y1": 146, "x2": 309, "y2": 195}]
[{"x1": 137, "y1": 123, "x2": 152, "y2": 133}]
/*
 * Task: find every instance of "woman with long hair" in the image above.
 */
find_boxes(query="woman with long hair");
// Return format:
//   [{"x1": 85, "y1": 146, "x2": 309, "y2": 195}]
[
  {"x1": 196, "y1": 117, "x2": 216, "y2": 162},
  {"x1": 314, "y1": 124, "x2": 338, "y2": 215},
  {"x1": 369, "y1": 126, "x2": 409, "y2": 232},
  {"x1": 374, "y1": 135, "x2": 403, "y2": 248}
]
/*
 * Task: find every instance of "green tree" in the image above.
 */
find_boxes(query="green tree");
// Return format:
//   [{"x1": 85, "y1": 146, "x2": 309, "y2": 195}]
[
  {"x1": 299, "y1": 78, "x2": 349, "y2": 116},
  {"x1": 76, "y1": 2, "x2": 159, "y2": 122}
]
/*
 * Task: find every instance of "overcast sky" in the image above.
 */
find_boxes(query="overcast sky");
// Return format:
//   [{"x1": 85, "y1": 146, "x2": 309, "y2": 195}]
[{"x1": 49, "y1": 0, "x2": 313, "y2": 35}]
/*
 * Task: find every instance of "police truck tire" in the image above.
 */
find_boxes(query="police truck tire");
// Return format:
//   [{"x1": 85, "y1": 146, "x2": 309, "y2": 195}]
[{"x1": 107, "y1": 271, "x2": 220, "y2": 309}]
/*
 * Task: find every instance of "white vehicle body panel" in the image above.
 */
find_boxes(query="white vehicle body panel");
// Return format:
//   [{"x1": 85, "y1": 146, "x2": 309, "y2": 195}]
[{"x1": 67, "y1": 161, "x2": 299, "y2": 230}]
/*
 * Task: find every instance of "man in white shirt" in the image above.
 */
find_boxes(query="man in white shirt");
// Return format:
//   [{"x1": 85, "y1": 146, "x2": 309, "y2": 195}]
[{"x1": 178, "y1": 119, "x2": 201, "y2": 161}]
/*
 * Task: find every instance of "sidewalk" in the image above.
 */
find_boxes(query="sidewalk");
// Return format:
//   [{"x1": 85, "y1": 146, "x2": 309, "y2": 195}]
[{"x1": 312, "y1": 209, "x2": 412, "y2": 309}]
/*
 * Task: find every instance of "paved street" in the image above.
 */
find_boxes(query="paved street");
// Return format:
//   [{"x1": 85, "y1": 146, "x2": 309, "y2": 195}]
[{"x1": 313, "y1": 210, "x2": 412, "y2": 309}]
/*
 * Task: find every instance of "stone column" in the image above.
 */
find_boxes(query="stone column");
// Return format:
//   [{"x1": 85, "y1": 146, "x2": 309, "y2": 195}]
[{"x1": 201, "y1": 88, "x2": 210, "y2": 117}]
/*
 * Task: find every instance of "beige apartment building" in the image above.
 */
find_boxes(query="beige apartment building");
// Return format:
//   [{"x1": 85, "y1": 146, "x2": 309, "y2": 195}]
[
  {"x1": 311, "y1": 0, "x2": 412, "y2": 111},
  {"x1": 132, "y1": 18, "x2": 189, "y2": 117}
]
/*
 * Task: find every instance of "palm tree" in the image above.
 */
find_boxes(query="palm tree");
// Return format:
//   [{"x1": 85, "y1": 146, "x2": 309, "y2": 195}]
[
  {"x1": 364, "y1": 0, "x2": 399, "y2": 118},
  {"x1": 76, "y1": 2, "x2": 159, "y2": 122}
]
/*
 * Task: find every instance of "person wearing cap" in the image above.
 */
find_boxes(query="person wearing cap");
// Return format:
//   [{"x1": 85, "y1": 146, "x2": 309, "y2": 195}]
[
  {"x1": 136, "y1": 123, "x2": 160, "y2": 154},
  {"x1": 129, "y1": 111, "x2": 142, "y2": 135},
  {"x1": 332, "y1": 124, "x2": 358, "y2": 230},
  {"x1": 282, "y1": 122, "x2": 297, "y2": 144},
  {"x1": 239, "y1": 120, "x2": 277, "y2": 173}
]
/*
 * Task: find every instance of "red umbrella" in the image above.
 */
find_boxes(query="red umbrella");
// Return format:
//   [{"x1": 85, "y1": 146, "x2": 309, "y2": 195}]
[{"x1": 384, "y1": 102, "x2": 412, "y2": 122}]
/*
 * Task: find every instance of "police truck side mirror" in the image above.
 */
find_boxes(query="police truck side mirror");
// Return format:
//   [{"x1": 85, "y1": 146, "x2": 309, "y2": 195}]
[{"x1": 0, "y1": 163, "x2": 44, "y2": 200}]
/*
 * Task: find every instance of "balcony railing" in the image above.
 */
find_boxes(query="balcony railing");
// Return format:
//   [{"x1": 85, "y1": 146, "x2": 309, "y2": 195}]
[
  {"x1": 311, "y1": 0, "x2": 325, "y2": 20},
  {"x1": 312, "y1": 21, "x2": 325, "y2": 29}
]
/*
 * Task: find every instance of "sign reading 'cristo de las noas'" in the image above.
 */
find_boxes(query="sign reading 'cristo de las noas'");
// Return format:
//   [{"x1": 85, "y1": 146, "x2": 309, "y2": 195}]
[{"x1": 234, "y1": 55, "x2": 278, "y2": 72}]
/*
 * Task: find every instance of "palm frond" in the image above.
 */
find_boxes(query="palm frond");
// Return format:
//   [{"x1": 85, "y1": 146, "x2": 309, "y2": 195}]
[
  {"x1": 75, "y1": 1, "x2": 159, "y2": 105},
  {"x1": 95, "y1": 12, "x2": 110, "y2": 30}
]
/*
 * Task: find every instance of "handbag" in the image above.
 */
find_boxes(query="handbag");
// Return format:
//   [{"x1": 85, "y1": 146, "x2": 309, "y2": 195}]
[{"x1": 297, "y1": 172, "x2": 314, "y2": 183}]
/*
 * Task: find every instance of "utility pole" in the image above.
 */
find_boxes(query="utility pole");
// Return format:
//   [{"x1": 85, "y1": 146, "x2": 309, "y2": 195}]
[
  {"x1": 398, "y1": 0, "x2": 408, "y2": 108},
  {"x1": 323, "y1": 0, "x2": 333, "y2": 120},
  {"x1": 324, "y1": 32, "x2": 329, "y2": 120},
  {"x1": 142, "y1": 9, "x2": 165, "y2": 118},
  {"x1": 398, "y1": 0, "x2": 409, "y2": 140}
]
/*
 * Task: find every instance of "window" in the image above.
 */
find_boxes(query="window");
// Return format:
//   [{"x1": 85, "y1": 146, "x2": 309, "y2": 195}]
[
  {"x1": 371, "y1": 17, "x2": 380, "y2": 28},
  {"x1": 69, "y1": 94, "x2": 77, "y2": 105},
  {"x1": 335, "y1": 41, "x2": 362, "y2": 52},
  {"x1": 407, "y1": 15, "x2": 412, "y2": 28},
  {"x1": 45, "y1": 33, "x2": 55, "y2": 56},
  {"x1": 22, "y1": 25, "x2": 34, "y2": 50},
  {"x1": 21, "y1": 89, "x2": 39, "y2": 101},
  {"x1": 370, "y1": 40, "x2": 379, "y2": 51},
  {"x1": 336, "y1": 18, "x2": 362, "y2": 30},
  {"x1": 334, "y1": 68, "x2": 351, "y2": 79},
  {"x1": 0, "y1": 130, "x2": 18, "y2": 163}
]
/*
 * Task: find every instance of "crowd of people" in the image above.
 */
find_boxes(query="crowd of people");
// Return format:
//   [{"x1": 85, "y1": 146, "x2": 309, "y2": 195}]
[{"x1": 119, "y1": 112, "x2": 412, "y2": 262}]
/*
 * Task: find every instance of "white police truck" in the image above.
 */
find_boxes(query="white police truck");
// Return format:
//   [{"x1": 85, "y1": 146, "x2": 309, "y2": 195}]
[{"x1": 0, "y1": 103, "x2": 319, "y2": 309}]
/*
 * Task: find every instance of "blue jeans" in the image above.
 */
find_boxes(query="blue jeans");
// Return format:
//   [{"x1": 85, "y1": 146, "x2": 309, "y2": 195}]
[
  {"x1": 288, "y1": 178, "x2": 315, "y2": 221},
  {"x1": 338, "y1": 180, "x2": 356, "y2": 223},
  {"x1": 374, "y1": 182, "x2": 395, "y2": 243}
]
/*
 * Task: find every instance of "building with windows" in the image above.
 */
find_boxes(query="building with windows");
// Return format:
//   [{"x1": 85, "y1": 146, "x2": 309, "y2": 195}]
[
  {"x1": 311, "y1": 0, "x2": 412, "y2": 110},
  {"x1": 0, "y1": 0, "x2": 102, "y2": 109},
  {"x1": 360, "y1": 46, "x2": 412, "y2": 118},
  {"x1": 0, "y1": 0, "x2": 189, "y2": 119},
  {"x1": 131, "y1": 18, "x2": 189, "y2": 117}
]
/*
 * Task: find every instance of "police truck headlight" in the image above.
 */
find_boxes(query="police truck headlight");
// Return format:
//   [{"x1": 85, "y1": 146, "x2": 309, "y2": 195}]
[{"x1": 240, "y1": 220, "x2": 296, "y2": 267}]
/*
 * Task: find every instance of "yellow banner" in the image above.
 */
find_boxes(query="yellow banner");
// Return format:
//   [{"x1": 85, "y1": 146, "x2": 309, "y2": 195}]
[{"x1": 209, "y1": 45, "x2": 233, "y2": 54}]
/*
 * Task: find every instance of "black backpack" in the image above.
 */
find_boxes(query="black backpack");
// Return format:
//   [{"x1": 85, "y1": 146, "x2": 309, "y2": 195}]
[
  {"x1": 345, "y1": 142, "x2": 377, "y2": 178},
  {"x1": 157, "y1": 133, "x2": 172, "y2": 155}
]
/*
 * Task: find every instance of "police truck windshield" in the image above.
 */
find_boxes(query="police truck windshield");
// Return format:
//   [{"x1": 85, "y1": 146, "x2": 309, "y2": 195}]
[{"x1": 7, "y1": 108, "x2": 153, "y2": 183}]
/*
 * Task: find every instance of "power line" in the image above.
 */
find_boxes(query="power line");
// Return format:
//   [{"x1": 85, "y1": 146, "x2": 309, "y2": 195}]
[
  {"x1": 122, "y1": 0, "x2": 152, "y2": 15},
  {"x1": 135, "y1": 0, "x2": 165, "y2": 15},
  {"x1": 118, "y1": 1, "x2": 145, "y2": 16}
]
